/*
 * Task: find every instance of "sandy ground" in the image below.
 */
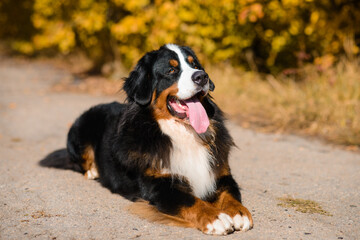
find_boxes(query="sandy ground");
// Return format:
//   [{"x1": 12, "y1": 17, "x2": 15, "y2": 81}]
[{"x1": 0, "y1": 56, "x2": 359, "y2": 240}]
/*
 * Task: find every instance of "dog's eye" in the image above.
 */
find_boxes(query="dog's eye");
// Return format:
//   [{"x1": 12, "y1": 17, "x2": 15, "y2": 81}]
[
  {"x1": 168, "y1": 67, "x2": 177, "y2": 74},
  {"x1": 192, "y1": 62, "x2": 198, "y2": 69}
]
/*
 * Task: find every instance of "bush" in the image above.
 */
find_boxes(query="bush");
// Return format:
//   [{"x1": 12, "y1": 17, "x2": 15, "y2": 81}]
[
  {"x1": 0, "y1": 0, "x2": 35, "y2": 53},
  {"x1": 1, "y1": 0, "x2": 359, "y2": 73}
]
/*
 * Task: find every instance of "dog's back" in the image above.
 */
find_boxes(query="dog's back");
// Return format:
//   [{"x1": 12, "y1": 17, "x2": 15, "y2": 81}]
[
  {"x1": 67, "y1": 102, "x2": 123, "y2": 167},
  {"x1": 41, "y1": 102, "x2": 126, "y2": 175}
]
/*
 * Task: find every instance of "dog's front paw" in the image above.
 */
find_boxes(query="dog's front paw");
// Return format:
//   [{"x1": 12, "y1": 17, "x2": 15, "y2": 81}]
[
  {"x1": 223, "y1": 203, "x2": 253, "y2": 232},
  {"x1": 202, "y1": 213, "x2": 234, "y2": 235},
  {"x1": 204, "y1": 213, "x2": 234, "y2": 235},
  {"x1": 232, "y1": 212, "x2": 252, "y2": 231},
  {"x1": 190, "y1": 204, "x2": 235, "y2": 235}
]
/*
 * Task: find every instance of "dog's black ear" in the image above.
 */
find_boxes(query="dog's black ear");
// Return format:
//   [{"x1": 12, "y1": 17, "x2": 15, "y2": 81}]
[
  {"x1": 123, "y1": 51, "x2": 158, "y2": 106},
  {"x1": 209, "y1": 79, "x2": 215, "y2": 91}
]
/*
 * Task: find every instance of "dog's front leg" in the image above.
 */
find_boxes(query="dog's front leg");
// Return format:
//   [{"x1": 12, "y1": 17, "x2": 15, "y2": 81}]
[
  {"x1": 141, "y1": 174, "x2": 235, "y2": 235},
  {"x1": 212, "y1": 175, "x2": 253, "y2": 231}
]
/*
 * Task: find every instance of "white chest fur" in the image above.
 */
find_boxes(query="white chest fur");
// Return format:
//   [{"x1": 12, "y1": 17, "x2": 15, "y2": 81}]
[{"x1": 158, "y1": 119, "x2": 215, "y2": 199}]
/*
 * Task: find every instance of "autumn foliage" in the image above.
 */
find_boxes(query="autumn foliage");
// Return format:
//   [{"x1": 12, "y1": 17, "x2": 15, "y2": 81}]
[
  {"x1": 1, "y1": 0, "x2": 359, "y2": 72},
  {"x1": 1, "y1": 0, "x2": 359, "y2": 147}
]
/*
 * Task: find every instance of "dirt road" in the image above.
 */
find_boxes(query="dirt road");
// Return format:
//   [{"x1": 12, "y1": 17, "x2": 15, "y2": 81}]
[{"x1": 0, "y1": 57, "x2": 359, "y2": 240}]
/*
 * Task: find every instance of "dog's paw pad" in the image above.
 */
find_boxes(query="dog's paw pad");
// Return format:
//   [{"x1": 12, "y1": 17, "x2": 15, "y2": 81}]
[
  {"x1": 205, "y1": 213, "x2": 234, "y2": 235},
  {"x1": 233, "y1": 214, "x2": 251, "y2": 231}
]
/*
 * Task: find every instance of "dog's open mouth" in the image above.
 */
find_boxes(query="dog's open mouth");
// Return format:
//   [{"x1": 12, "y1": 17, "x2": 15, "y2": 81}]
[{"x1": 167, "y1": 92, "x2": 209, "y2": 134}]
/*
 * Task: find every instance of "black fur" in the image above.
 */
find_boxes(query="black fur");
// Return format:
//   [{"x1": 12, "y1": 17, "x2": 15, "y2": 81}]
[
  {"x1": 141, "y1": 176, "x2": 195, "y2": 215},
  {"x1": 123, "y1": 51, "x2": 158, "y2": 106},
  {"x1": 39, "y1": 149, "x2": 82, "y2": 172}
]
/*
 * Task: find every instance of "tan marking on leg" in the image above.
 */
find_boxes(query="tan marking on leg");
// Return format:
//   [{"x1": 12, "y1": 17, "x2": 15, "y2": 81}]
[
  {"x1": 131, "y1": 197, "x2": 234, "y2": 234},
  {"x1": 81, "y1": 146, "x2": 98, "y2": 180},
  {"x1": 212, "y1": 191, "x2": 253, "y2": 231},
  {"x1": 178, "y1": 198, "x2": 234, "y2": 235},
  {"x1": 128, "y1": 200, "x2": 194, "y2": 228},
  {"x1": 85, "y1": 161, "x2": 99, "y2": 180},
  {"x1": 128, "y1": 191, "x2": 235, "y2": 234}
]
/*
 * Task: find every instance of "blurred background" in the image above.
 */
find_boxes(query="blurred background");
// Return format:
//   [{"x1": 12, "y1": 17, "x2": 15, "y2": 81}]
[{"x1": 0, "y1": 0, "x2": 359, "y2": 148}]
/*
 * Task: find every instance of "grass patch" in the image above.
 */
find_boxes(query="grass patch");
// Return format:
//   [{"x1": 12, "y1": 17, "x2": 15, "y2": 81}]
[
  {"x1": 278, "y1": 197, "x2": 332, "y2": 216},
  {"x1": 211, "y1": 58, "x2": 360, "y2": 148}
]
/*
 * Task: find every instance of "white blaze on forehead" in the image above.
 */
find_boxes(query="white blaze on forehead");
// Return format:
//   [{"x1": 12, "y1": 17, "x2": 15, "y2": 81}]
[{"x1": 166, "y1": 44, "x2": 206, "y2": 99}]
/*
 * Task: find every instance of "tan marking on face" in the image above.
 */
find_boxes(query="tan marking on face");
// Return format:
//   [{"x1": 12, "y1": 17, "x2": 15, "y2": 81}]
[
  {"x1": 152, "y1": 83, "x2": 178, "y2": 120},
  {"x1": 187, "y1": 55, "x2": 194, "y2": 64},
  {"x1": 150, "y1": 91, "x2": 157, "y2": 105},
  {"x1": 169, "y1": 59, "x2": 179, "y2": 67}
]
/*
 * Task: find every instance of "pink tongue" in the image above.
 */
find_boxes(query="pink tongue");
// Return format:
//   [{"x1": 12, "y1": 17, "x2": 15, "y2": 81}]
[{"x1": 184, "y1": 97, "x2": 209, "y2": 134}]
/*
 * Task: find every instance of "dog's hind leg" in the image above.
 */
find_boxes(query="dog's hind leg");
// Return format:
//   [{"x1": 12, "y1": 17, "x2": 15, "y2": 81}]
[{"x1": 82, "y1": 146, "x2": 99, "y2": 180}]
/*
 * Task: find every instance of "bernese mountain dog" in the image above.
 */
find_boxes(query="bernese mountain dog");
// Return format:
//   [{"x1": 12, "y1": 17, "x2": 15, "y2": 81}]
[{"x1": 41, "y1": 44, "x2": 253, "y2": 235}]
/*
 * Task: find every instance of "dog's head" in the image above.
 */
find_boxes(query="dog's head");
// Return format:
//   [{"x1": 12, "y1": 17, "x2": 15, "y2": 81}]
[{"x1": 123, "y1": 44, "x2": 215, "y2": 134}]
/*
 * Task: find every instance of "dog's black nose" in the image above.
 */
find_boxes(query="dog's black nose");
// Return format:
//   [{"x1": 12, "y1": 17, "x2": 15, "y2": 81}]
[{"x1": 191, "y1": 71, "x2": 209, "y2": 87}]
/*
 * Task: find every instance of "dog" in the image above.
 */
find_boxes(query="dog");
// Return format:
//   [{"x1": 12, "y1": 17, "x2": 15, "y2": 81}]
[{"x1": 40, "y1": 44, "x2": 253, "y2": 235}]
